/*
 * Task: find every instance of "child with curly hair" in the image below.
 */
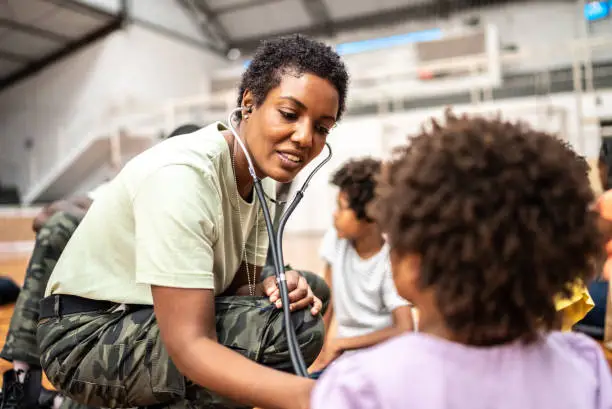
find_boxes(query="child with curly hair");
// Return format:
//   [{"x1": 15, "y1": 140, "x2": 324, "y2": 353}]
[
  {"x1": 311, "y1": 111, "x2": 612, "y2": 408},
  {"x1": 311, "y1": 157, "x2": 414, "y2": 373}
]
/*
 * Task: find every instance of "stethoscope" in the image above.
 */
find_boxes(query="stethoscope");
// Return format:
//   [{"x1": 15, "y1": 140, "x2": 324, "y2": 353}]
[{"x1": 226, "y1": 106, "x2": 332, "y2": 377}]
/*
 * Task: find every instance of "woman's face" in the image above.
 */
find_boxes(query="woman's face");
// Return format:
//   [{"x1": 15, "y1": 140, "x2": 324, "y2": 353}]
[{"x1": 240, "y1": 72, "x2": 339, "y2": 183}]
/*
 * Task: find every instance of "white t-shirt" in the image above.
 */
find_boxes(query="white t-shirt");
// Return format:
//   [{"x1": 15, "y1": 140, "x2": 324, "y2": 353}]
[
  {"x1": 320, "y1": 227, "x2": 410, "y2": 338},
  {"x1": 45, "y1": 122, "x2": 275, "y2": 304}
]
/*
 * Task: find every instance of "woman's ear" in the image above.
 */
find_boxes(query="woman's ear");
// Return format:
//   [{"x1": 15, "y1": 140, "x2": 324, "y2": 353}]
[{"x1": 241, "y1": 89, "x2": 255, "y2": 112}]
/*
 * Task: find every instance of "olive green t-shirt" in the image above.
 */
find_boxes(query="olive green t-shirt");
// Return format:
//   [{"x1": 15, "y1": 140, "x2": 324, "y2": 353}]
[{"x1": 45, "y1": 122, "x2": 275, "y2": 304}]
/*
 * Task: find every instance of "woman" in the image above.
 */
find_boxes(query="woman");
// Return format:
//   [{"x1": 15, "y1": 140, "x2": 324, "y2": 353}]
[{"x1": 36, "y1": 34, "x2": 349, "y2": 409}]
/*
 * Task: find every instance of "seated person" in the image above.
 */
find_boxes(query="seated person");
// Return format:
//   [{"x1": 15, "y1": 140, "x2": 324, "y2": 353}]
[
  {"x1": 311, "y1": 110, "x2": 612, "y2": 409},
  {"x1": 595, "y1": 189, "x2": 612, "y2": 280},
  {"x1": 567, "y1": 151, "x2": 612, "y2": 338},
  {"x1": 312, "y1": 158, "x2": 414, "y2": 372},
  {"x1": 167, "y1": 123, "x2": 201, "y2": 138}
]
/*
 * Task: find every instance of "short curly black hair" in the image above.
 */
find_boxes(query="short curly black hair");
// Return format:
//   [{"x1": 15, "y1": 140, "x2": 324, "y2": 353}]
[
  {"x1": 371, "y1": 110, "x2": 601, "y2": 346},
  {"x1": 237, "y1": 34, "x2": 349, "y2": 121},
  {"x1": 331, "y1": 157, "x2": 381, "y2": 222}
]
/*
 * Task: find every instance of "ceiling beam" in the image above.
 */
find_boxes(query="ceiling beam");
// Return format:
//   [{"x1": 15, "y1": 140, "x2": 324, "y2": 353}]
[
  {"x1": 179, "y1": 0, "x2": 232, "y2": 49},
  {"x1": 42, "y1": 0, "x2": 118, "y2": 20},
  {"x1": 0, "y1": 50, "x2": 31, "y2": 64},
  {"x1": 129, "y1": 14, "x2": 229, "y2": 58},
  {"x1": 211, "y1": 0, "x2": 282, "y2": 15},
  {"x1": 229, "y1": 0, "x2": 525, "y2": 54},
  {"x1": 0, "y1": 18, "x2": 71, "y2": 43},
  {"x1": 0, "y1": 14, "x2": 125, "y2": 91},
  {"x1": 230, "y1": 2, "x2": 440, "y2": 53},
  {"x1": 436, "y1": 0, "x2": 453, "y2": 19},
  {"x1": 301, "y1": 0, "x2": 334, "y2": 37}
]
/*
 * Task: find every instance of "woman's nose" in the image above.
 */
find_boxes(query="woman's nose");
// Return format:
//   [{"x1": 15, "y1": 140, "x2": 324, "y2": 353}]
[{"x1": 290, "y1": 122, "x2": 314, "y2": 148}]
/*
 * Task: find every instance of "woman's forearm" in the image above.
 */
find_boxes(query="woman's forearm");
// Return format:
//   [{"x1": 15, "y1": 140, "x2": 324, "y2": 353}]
[{"x1": 171, "y1": 336, "x2": 313, "y2": 409}]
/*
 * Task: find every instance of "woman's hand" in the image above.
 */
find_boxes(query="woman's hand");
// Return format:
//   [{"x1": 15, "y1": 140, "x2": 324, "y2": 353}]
[{"x1": 261, "y1": 270, "x2": 322, "y2": 316}]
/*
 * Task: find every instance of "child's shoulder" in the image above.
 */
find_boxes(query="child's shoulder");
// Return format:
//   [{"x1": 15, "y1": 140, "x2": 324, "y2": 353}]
[
  {"x1": 311, "y1": 334, "x2": 441, "y2": 408},
  {"x1": 319, "y1": 227, "x2": 348, "y2": 261},
  {"x1": 545, "y1": 331, "x2": 607, "y2": 368},
  {"x1": 341, "y1": 331, "x2": 607, "y2": 375},
  {"x1": 339, "y1": 333, "x2": 436, "y2": 373}
]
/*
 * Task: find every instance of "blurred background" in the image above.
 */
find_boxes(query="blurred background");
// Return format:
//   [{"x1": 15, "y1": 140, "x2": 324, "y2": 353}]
[{"x1": 0, "y1": 0, "x2": 611, "y2": 273}]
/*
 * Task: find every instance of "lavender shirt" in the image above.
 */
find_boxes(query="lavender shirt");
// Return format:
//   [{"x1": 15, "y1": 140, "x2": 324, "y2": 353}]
[{"x1": 311, "y1": 332, "x2": 612, "y2": 409}]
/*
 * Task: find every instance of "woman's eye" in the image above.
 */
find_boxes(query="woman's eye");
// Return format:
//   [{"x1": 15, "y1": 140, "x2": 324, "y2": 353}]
[
  {"x1": 317, "y1": 126, "x2": 331, "y2": 136},
  {"x1": 279, "y1": 110, "x2": 297, "y2": 120}
]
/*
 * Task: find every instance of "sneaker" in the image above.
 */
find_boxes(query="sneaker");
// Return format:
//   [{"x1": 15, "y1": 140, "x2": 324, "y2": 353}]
[
  {"x1": 36, "y1": 389, "x2": 58, "y2": 409},
  {"x1": 0, "y1": 369, "x2": 42, "y2": 409}
]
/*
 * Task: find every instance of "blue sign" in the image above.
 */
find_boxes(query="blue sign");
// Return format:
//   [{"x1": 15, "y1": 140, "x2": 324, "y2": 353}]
[{"x1": 585, "y1": 1, "x2": 610, "y2": 21}]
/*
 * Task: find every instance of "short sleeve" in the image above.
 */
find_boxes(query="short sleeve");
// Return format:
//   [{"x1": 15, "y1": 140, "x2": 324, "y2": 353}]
[
  {"x1": 382, "y1": 262, "x2": 411, "y2": 311},
  {"x1": 311, "y1": 358, "x2": 380, "y2": 409},
  {"x1": 319, "y1": 226, "x2": 339, "y2": 265},
  {"x1": 133, "y1": 165, "x2": 219, "y2": 290},
  {"x1": 555, "y1": 332, "x2": 612, "y2": 407}
]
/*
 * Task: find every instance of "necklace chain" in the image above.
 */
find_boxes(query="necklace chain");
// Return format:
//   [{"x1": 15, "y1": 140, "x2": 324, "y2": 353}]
[{"x1": 231, "y1": 138, "x2": 258, "y2": 296}]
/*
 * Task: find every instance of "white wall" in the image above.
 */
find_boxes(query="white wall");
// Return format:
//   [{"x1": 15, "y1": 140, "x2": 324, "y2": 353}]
[
  {"x1": 284, "y1": 89, "x2": 612, "y2": 234},
  {"x1": 0, "y1": 23, "x2": 226, "y2": 195}
]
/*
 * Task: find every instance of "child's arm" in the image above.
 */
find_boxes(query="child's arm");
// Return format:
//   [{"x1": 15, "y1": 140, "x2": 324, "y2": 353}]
[
  {"x1": 310, "y1": 264, "x2": 335, "y2": 371},
  {"x1": 322, "y1": 263, "x2": 334, "y2": 333},
  {"x1": 330, "y1": 305, "x2": 414, "y2": 353}
]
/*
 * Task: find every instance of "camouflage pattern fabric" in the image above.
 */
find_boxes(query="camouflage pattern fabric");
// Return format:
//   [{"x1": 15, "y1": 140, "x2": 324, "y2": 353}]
[
  {"x1": 38, "y1": 289, "x2": 326, "y2": 409},
  {"x1": 0, "y1": 211, "x2": 83, "y2": 366},
  {"x1": 32, "y1": 214, "x2": 329, "y2": 409}
]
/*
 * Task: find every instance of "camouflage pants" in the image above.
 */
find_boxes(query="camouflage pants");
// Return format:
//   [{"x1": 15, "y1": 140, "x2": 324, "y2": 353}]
[
  {"x1": 37, "y1": 272, "x2": 329, "y2": 409},
  {"x1": 0, "y1": 212, "x2": 82, "y2": 366}
]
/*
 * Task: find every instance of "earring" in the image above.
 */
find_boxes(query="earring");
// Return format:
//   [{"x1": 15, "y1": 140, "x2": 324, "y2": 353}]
[{"x1": 243, "y1": 114, "x2": 249, "y2": 120}]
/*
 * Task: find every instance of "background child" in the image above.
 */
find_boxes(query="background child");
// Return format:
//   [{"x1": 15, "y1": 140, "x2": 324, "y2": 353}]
[
  {"x1": 311, "y1": 157, "x2": 414, "y2": 371},
  {"x1": 595, "y1": 190, "x2": 612, "y2": 280},
  {"x1": 311, "y1": 111, "x2": 612, "y2": 408}
]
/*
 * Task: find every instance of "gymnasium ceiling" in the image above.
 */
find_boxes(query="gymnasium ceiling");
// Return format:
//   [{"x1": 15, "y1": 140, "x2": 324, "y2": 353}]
[
  {"x1": 0, "y1": 0, "x2": 542, "y2": 91},
  {"x1": 0, "y1": 0, "x2": 125, "y2": 90},
  {"x1": 185, "y1": 0, "x2": 536, "y2": 54}
]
